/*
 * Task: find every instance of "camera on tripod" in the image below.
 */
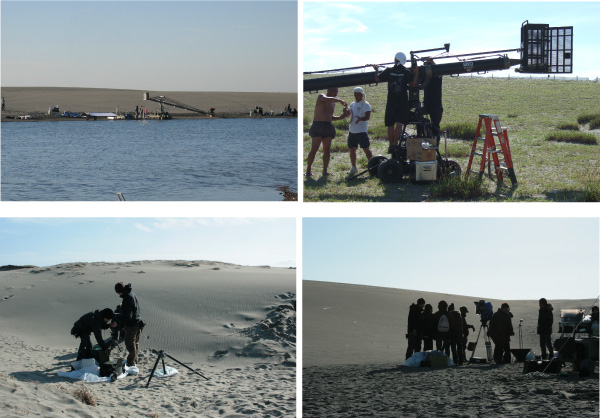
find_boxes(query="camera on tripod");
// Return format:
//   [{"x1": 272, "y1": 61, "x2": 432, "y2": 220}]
[
  {"x1": 474, "y1": 300, "x2": 486, "y2": 315},
  {"x1": 474, "y1": 300, "x2": 493, "y2": 323}
]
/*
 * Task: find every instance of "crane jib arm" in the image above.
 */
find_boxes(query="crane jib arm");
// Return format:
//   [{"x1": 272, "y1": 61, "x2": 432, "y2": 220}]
[
  {"x1": 144, "y1": 93, "x2": 208, "y2": 114},
  {"x1": 303, "y1": 57, "x2": 522, "y2": 92}
]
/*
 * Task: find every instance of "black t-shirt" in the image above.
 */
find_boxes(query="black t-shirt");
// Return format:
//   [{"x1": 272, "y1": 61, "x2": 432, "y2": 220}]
[
  {"x1": 379, "y1": 65, "x2": 414, "y2": 105},
  {"x1": 424, "y1": 76, "x2": 443, "y2": 108}
]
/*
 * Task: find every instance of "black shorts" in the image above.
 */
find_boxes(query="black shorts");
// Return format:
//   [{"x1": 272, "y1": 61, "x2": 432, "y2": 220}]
[
  {"x1": 347, "y1": 132, "x2": 370, "y2": 149},
  {"x1": 309, "y1": 121, "x2": 336, "y2": 139},
  {"x1": 384, "y1": 101, "x2": 409, "y2": 127}
]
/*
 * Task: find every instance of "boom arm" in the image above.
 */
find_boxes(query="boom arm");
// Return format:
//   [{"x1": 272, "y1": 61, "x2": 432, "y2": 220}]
[
  {"x1": 143, "y1": 93, "x2": 208, "y2": 114},
  {"x1": 304, "y1": 56, "x2": 522, "y2": 92}
]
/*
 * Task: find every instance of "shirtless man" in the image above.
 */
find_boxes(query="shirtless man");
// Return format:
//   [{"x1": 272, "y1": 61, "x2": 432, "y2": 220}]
[{"x1": 306, "y1": 88, "x2": 347, "y2": 177}]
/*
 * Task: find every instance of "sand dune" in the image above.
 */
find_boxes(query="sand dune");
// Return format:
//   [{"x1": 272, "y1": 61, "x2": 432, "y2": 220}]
[
  {"x1": 0, "y1": 261, "x2": 296, "y2": 417},
  {"x1": 0, "y1": 87, "x2": 297, "y2": 117},
  {"x1": 303, "y1": 280, "x2": 598, "y2": 417}
]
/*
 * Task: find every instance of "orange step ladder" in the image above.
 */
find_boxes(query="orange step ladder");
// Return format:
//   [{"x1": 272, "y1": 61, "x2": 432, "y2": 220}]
[{"x1": 466, "y1": 114, "x2": 517, "y2": 186}]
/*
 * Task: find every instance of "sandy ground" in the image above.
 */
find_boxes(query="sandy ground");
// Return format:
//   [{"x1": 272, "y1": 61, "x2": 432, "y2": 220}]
[
  {"x1": 0, "y1": 87, "x2": 298, "y2": 118},
  {"x1": 303, "y1": 280, "x2": 599, "y2": 417},
  {"x1": 0, "y1": 261, "x2": 296, "y2": 417}
]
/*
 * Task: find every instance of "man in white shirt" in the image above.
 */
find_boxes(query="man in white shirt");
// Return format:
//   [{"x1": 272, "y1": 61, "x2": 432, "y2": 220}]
[{"x1": 347, "y1": 87, "x2": 373, "y2": 174}]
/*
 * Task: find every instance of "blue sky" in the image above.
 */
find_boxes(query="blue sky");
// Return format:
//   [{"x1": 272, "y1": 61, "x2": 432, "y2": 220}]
[
  {"x1": 303, "y1": 218, "x2": 599, "y2": 300},
  {"x1": 1, "y1": 1, "x2": 297, "y2": 92},
  {"x1": 0, "y1": 218, "x2": 296, "y2": 267},
  {"x1": 304, "y1": 1, "x2": 599, "y2": 79}
]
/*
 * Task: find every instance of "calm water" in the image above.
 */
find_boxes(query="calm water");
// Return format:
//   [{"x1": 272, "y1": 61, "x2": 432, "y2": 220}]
[{"x1": 1, "y1": 118, "x2": 297, "y2": 200}]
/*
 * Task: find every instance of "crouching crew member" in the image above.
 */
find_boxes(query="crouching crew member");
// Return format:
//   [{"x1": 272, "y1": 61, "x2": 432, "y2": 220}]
[{"x1": 71, "y1": 308, "x2": 114, "y2": 361}]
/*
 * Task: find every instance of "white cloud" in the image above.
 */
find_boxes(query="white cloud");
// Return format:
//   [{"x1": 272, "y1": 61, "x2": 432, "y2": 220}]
[{"x1": 134, "y1": 223, "x2": 152, "y2": 233}]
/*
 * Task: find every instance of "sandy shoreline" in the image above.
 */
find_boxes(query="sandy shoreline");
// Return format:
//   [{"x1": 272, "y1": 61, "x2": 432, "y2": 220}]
[
  {"x1": 0, "y1": 87, "x2": 298, "y2": 119},
  {"x1": 303, "y1": 280, "x2": 598, "y2": 417},
  {"x1": 0, "y1": 261, "x2": 296, "y2": 417}
]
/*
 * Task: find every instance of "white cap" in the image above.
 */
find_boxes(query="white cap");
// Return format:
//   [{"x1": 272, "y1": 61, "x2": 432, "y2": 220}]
[
  {"x1": 353, "y1": 87, "x2": 365, "y2": 95},
  {"x1": 395, "y1": 52, "x2": 407, "y2": 65}
]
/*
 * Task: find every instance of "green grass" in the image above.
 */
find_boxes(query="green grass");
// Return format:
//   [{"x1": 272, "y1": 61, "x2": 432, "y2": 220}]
[
  {"x1": 429, "y1": 175, "x2": 487, "y2": 200},
  {"x1": 556, "y1": 123, "x2": 579, "y2": 131},
  {"x1": 441, "y1": 122, "x2": 478, "y2": 140},
  {"x1": 577, "y1": 113, "x2": 600, "y2": 124},
  {"x1": 546, "y1": 131, "x2": 598, "y2": 145},
  {"x1": 304, "y1": 76, "x2": 600, "y2": 201},
  {"x1": 589, "y1": 117, "x2": 600, "y2": 130}
]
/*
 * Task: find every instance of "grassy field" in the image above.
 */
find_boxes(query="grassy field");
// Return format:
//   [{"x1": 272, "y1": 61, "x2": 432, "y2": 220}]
[{"x1": 303, "y1": 76, "x2": 600, "y2": 201}]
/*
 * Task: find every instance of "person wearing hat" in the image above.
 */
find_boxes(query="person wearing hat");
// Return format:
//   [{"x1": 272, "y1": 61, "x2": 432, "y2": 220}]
[
  {"x1": 373, "y1": 52, "x2": 418, "y2": 150},
  {"x1": 459, "y1": 306, "x2": 476, "y2": 361},
  {"x1": 115, "y1": 282, "x2": 143, "y2": 367},
  {"x1": 405, "y1": 297, "x2": 426, "y2": 359},
  {"x1": 347, "y1": 86, "x2": 373, "y2": 175},
  {"x1": 70, "y1": 308, "x2": 114, "y2": 361},
  {"x1": 306, "y1": 88, "x2": 348, "y2": 177}
]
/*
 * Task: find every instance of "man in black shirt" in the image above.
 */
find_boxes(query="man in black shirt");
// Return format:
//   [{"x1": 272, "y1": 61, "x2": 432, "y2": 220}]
[
  {"x1": 71, "y1": 308, "x2": 114, "y2": 360},
  {"x1": 115, "y1": 282, "x2": 143, "y2": 366},
  {"x1": 423, "y1": 58, "x2": 443, "y2": 145},
  {"x1": 374, "y1": 52, "x2": 418, "y2": 149}
]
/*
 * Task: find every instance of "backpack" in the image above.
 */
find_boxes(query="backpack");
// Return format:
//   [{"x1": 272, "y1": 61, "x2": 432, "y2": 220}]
[
  {"x1": 438, "y1": 314, "x2": 450, "y2": 333},
  {"x1": 99, "y1": 359, "x2": 124, "y2": 378}
]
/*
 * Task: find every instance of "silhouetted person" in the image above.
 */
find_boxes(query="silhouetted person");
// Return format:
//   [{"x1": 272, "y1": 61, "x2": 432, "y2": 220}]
[
  {"x1": 537, "y1": 298, "x2": 554, "y2": 359},
  {"x1": 488, "y1": 303, "x2": 514, "y2": 364},
  {"x1": 433, "y1": 300, "x2": 452, "y2": 356},
  {"x1": 422, "y1": 303, "x2": 435, "y2": 351},
  {"x1": 406, "y1": 297, "x2": 425, "y2": 359}
]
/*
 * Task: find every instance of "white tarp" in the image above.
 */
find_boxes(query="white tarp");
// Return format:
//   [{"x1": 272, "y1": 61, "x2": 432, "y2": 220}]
[
  {"x1": 57, "y1": 358, "x2": 127, "y2": 383},
  {"x1": 151, "y1": 365, "x2": 178, "y2": 378},
  {"x1": 402, "y1": 350, "x2": 456, "y2": 367}
]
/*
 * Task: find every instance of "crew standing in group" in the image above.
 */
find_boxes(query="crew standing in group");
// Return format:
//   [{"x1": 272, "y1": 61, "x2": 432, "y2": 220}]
[
  {"x1": 448, "y1": 303, "x2": 464, "y2": 365},
  {"x1": 115, "y1": 282, "x2": 143, "y2": 367},
  {"x1": 422, "y1": 303, "x2": 435, "y2": 351},
  {"x1": 460, "y1": 306, "x2": 475, "y2": 362},
  {"x1": 373, "y1": 52, "x2": 418, "y2": 151},
  {"x1": 488, "y1": 303, "x2": 514, "y2": 364},
  {"x1": 433, "y1": 300, "x2": 452, "y2": 356},
  {"x1": 406, "y1": 298, "x2": 425, "y2": 359}
]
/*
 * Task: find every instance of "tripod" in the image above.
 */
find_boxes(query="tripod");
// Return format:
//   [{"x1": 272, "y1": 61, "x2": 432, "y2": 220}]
[
  {"x1": 518, "y1": 319, "x2": 523, "y2": 349},
  {"x1": 146, "y1": 350, "x2": 210, "y2": 387},
  {"x1": 468, "y1": 320, "x2": 493, "y2": 363}
]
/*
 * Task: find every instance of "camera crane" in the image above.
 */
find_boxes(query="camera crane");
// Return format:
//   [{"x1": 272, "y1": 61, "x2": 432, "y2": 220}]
[
  {"x1": 143, "y1": 92, "x2": 210, "y2": 119},
  {"x1": 304, "y1": 21, "x2": 573, "y2": 183}
]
